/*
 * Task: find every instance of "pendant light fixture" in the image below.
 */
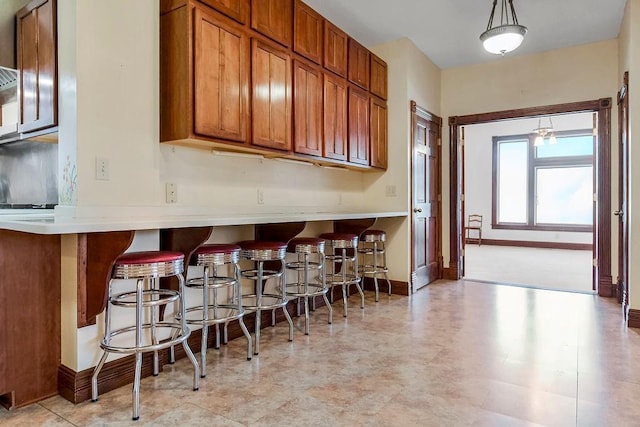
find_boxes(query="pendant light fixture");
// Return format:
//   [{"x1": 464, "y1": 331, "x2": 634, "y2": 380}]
[
  {"x1": 533, "y1": 117, "x2": 557, "y2": 147},
  {"x1": 480, "y1": 0, "x2": 527, "y2": 55}
]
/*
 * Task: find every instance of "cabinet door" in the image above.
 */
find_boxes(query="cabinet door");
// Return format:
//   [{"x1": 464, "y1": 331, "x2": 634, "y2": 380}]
[
  {"x1": 16, "y1": 0, "x2": 57, "y2": 134},
  {"x1": 198, "y1": 0, "x2": 249, "y2": 24},
  {"x1": 194, "y1": 7, "x2": 249, "y2": 143},
  {"x1": 323, "y1": 73, "x2": 347, "y2": 161},
  {"x1": 370, "y1": 53, "x2": 387, "y2": 100},
  {"x1": 251, "y1": 0, "x2": 292, "y2": 47},
  {"x1": 370, "y1": 96, "x2": 387, "y2": 169},
  {"x1": 293, "y1": 0, "x2": 322, "y2": 65},
  {"x1": 348, "y1": 86, "x2": 369, "y2": 165},
  {"x1": 252, "y1": 39, "x2": 292, "y2": 151},
  {"x1": 293, "y1": 60, "x2": 322, "y2": 157},
  {"x1": 347, "y1": 38, "x2": 370, "y2": 90},
  {"x1": 324, "y1": 21, "x2": 347, "y2": 77}
]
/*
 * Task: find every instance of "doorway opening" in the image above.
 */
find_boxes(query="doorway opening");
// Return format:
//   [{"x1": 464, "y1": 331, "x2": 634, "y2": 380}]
[
  {"x1": 449, "y1": 98, "x2": 613, "y2": 297},
  {"x1": 462, "y1": 113, "x2": 594, "y2": 293}
]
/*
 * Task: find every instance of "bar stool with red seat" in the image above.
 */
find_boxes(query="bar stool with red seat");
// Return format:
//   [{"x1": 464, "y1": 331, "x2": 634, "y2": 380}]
[
  {"x1": 91, "y1": 250, "x2": 200, "y2": 421},
  {"x1": 358, "y1": 229, "x2": 392, "y2": 301},
  {"x1": 238, "y1": 240, "x2": 294, "y2": 355},
  {"x1": 319, "y1": 232, "x2": 364, "y2": 317},
  {"x1": 285, "y1": 237, "x2": 332, "y2": 335},
  {"x1": 183, "y1": 244, "x2": 252, "y2": 377}
]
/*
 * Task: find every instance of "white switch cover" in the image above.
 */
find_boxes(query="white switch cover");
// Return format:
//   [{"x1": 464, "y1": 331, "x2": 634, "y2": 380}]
[
  {"x1": 95, "y1": 157, "x2": 109, "y2": 181},
  {"x1": 166, "y1": 183, "x2": 177, "y2": 203}
]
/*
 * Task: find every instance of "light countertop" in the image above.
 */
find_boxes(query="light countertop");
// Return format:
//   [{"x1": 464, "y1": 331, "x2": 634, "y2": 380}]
[{"x1": 0, "y1": 209, "x2": 408, "y2": 235}]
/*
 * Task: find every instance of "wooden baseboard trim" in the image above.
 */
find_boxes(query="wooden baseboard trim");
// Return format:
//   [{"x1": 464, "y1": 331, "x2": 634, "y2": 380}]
[
  {"x1": 627, "y1": 309, "x2": 640, "y2": 328},
  {"x1": 443, "y1": 267, "x2": 458, "y2": 280},
  {"x1": 598, "y1": 276, "x2": 614, "y2": 297},
  {"x1": 361, "y1": 277, "x2": 410, "y2": 296},
  {"x1": 476, "y1": 239, "x2": 592, "y2": 251}
]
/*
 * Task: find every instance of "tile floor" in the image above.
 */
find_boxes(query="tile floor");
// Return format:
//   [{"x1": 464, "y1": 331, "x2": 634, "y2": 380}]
[{"x1": 2, "y1": 279, "x2": 639, "y2": 426}]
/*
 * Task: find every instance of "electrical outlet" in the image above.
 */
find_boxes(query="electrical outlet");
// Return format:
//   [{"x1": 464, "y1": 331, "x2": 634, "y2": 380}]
[
  {"x1": 257, "y1": 189, "x2": 264, "y2": 205},
  {"x1": 95, "y1": 157, "x2": 109, "y2": 180},
  {"x1": 385, "y1": 185, "x2": 397, "y2": 197},
  {"x1": 166, "y1": 183, "x2": 177, "y2": 203}
]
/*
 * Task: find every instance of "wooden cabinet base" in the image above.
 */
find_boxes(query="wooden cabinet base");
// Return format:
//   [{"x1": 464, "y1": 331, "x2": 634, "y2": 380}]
[{"x1": 0, "y1": 231, "x2": 60, "y2": 409}]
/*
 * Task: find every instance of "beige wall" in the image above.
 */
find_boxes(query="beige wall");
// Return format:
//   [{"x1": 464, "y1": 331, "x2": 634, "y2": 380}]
[
  {"x1": 442, "y1": 40, "x2": 620, "y2": 273},
  {"x1": 368, "y1": 38, "x2": 441, "y2": 283},
  {"x1": 619, "y1": 0, "x2": 640, "y2": 308}
]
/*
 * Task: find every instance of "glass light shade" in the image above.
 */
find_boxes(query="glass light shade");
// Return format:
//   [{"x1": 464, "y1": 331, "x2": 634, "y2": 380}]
[
  {"x1": 480, "y1": 24, "x2": 527, "y2": 55},
  {"x1": 534, "y1": 135, "x2": 544, "y2": 147},
  {"x1": 548, "y1": 134, "x2": 558, "y2": 145}
]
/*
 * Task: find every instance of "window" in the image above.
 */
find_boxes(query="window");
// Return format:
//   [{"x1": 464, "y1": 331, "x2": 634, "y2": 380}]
[{"x1": 492, "y1": 130, "x2": 594, "y2": 231}]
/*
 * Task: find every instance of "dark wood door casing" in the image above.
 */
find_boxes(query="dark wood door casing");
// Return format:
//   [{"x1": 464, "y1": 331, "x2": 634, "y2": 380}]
[
  {"x1": 448, "y1": 99, "x2": 613, "y2": 296},
  {"x1": 617, "y1": 72, "x2": 629, "y2": 313}
]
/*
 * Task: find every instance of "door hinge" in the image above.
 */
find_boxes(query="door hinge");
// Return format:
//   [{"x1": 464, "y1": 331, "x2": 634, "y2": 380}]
[
  {"x1": 593, "y1": 193, "x2": 597, "y2": 202},
  {"x1": 460, "y1": 194, "x2": 465, "y2": 202},
  {"x1": 437, "y1": 194, "x2": 441, "y2": 202},
  {"x1": 593, "y1": 258, "x2": 598, "y2": 267},
  {"x1": 437, "y1": 137, "x2": 441, "y2": 146},
  {"x1": 461, "y1": 249, "x2": 465, "y2": 256}
]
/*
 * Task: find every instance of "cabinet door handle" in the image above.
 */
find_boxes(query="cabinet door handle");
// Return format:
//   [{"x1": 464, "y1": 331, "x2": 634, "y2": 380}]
[
  {"x1": 413, "y1": 208, "x2": 422, "y2": 213},
  {"x1": 614, "y1": 210, "x2": 624, "y2": 216}
]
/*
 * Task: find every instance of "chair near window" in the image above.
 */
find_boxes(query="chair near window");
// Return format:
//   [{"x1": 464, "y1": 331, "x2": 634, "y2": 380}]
[{"x1": 465, "y1": 214, "x2": 483, "y2": 246}]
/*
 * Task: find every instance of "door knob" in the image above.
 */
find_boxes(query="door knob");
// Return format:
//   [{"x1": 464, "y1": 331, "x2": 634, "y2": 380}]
[
  {"x1": 413, "y1": 208, "x2": 422, "y2": 213},
  {"x1": 614, "y1": 210, "x2": 624, "y2": 216}
]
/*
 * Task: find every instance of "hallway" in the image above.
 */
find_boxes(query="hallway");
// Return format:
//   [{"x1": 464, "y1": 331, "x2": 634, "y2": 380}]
[{"x1": 1, "y1": 280, "x2": 637, "y2": 426}]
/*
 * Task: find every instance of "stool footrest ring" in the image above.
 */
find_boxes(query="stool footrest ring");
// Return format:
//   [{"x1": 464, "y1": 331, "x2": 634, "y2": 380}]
[
  {"x1": 111, "y1": 289, "x2": 180, "y2": 307},
  {"x1": 100, "y1": 323, "x2": 190, "y2": 354}
]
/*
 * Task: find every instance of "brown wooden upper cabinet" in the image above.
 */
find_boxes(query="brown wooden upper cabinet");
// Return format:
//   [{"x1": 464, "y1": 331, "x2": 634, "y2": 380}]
[
  {"x1": 198, "y1": 0, "x2": 249, "y2": 23},
  {"x1": 347, "y1": 38, "x2": 370, "y2": 90},
  {"x1": 348, "y1": 86, "x2": 369, "y2": 166},
  {"x1": 293, "y1": 0, "x2": 322, "y2": 65},
  {"x1": 370, "y1": 53, "x2": 387, "y2": 100},
  {"x1": 252, "y1": 39, "x2": 292, "y2": 151},
  {"x1": 293, "y1": 60, "x2": 322, "y2": 157},
  {"x1": 324, "y1": 21, "x2": 348, "y2": 78},
  {"x1": 323, "y1": 73, "x2": 348, "y2": 162},
  {"x1": 16, "y1": 0, "x2": 57, "y2": 134},
  {"x1": 160, "y1": 2, "x2": 250, "y2": 144},
  {"x1": 370, "y1": 96, "x2": 387, "y2": 169},
  {"x1": 251, "y1": 0, "x2": 293, "y2": 47}
]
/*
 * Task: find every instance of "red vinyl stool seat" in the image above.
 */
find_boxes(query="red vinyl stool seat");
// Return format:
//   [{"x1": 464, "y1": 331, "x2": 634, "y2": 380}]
[
  {"x1": 91, "y1": 250, "x2": 200, "y2": 421},
  {"x1": 319, "y1": 233, "x2": 364, "y2": 317},
  {"x1": 358, "y1": 230, "x2": 392, "y2": 301},
  {"x1": 238, "y1": 240, "x2": 294, "y2": 355},
  {"x1": 183, "y1": 244, "x2": 252, "y2": 377},
  {"x1": 285, "y1": 238, "x2": 332, "y2": 335}
]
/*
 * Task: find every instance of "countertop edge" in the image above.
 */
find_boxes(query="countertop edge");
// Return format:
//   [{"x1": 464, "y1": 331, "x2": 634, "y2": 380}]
[{"x1": 0, "y1": 211, "x2": 409, "y2": 235}]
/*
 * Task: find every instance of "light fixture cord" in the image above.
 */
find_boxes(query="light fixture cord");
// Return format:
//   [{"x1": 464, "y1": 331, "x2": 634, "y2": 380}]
[
  {"x1": 508, "y1": 0, "x2": 520, "y2": 25},
  {"x1": 486, "y1": 0, "x2": 498, "y2": 30}
]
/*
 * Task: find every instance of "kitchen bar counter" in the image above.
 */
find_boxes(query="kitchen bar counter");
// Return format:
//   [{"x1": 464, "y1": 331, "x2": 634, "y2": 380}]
[
  {"x1": 0, "y1": 209, "x2": 407, "y2": 234},
  {"x1": 0, "y1": 208, "x2": 408, "y2": 409}
]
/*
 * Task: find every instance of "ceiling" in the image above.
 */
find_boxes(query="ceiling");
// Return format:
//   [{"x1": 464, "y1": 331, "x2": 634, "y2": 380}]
[{"x1": 303, "y1": 0, "x2": 627, "y2": 69}]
